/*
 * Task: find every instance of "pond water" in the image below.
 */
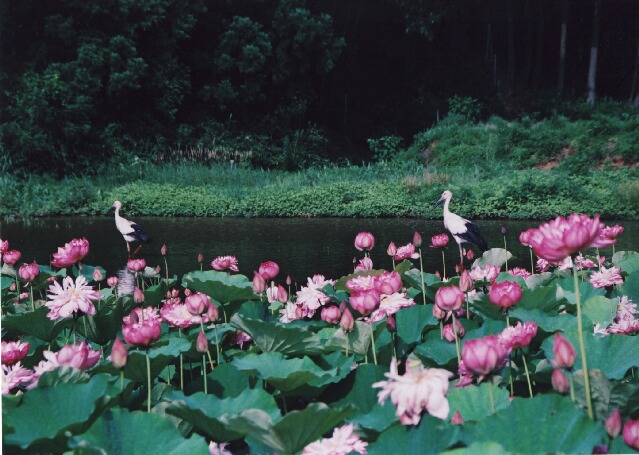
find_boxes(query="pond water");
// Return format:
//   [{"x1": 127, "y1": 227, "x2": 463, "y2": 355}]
[{"x1": 3, "y1": 217, "x2": 637, "y2": 287}]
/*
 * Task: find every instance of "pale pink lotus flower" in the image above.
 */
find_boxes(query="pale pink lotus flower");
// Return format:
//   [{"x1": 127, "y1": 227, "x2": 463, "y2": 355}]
[
  {"x1": 489, "y1": 280, "x2": 522, "y2": 309},
  {"x1": 45, "y1": 275, "x2": 101, "y2": 320},
  {"x1": 461, "y1": 335, "x2": 511, "y2": 382},
  {"x1": 413, "y1": 231, "x2": 423, "y2": 248},
  {"x1": 31, "y1": 341, "x2": 101, "y2": 386},
  {"x1": 527, "y1": 214, "x2": 609, "y2": 262},
  {"x1": 590, "y1": 266, "x2": 623, "y2": 289},
  {"x1": 279, "y1": 301, "x2": 301, "y2": 323},
  {"x1": 373, "y1": 358, "x2": 453, "y2": 424},
  {"x1": 127, "y1": 258, "x2": 146, "y2": 273},
  {"x1": 508, "y1": 267, "x2": 531, "y2": 279},
  {"x1": 435, "y1": 285, "x2": 465, "y2": 312},
  {"x1": 18, "y1": 261, "x2": 40, "y2": 282},
  {"x1": 346, "y1": 275, "x2": 377, "y2": 293},
  {"x1": 133, "y1": 287, "x2": 145, "y2": 304},
  {"x1": 211, "y1": 255, "x2": 239, "y2": 272},
  {"x1": 266, "y1": 284, "x2": 287, "y2": 304},
  {"x1": 51, "y1": 237, "x2": 89, "y2": 268},
  {"x1": 196, "y1": 331, "x2": 209, "y2": 353},
  {"x1": 350, "y1": 289, "x2": 381, "y2": 316},
  {"x1": 321, "y1": 306, "x2": 342, "y2": 324},
  {"x1": 607, "y1": 318, "x2": 639, "y2": 335},
  {"x1": 185, "y1": 292, "x2": 211, "y2": 315},
  {"x1": 161, "y1": 302, "x2": 205, "y2": 328},
  {"x1": 498, "y1": 321, "x2": 538, "y2": 350},
  {"x1": 302, "y1": 423, "x2": 368, "y2": 455},
  {"x1": 110, "y1": 337, "x2": 128, "y2": 369},
  {"x1": 374, "y1": 271, "x2": 402, "y2": 295},
  {"x1": 107, "y1": 276, "x2": 119, "y2": 287},
  {"x1": 123, "y1": 306, "x2": 160, "y2": 324},
  {"x1": 605, "y1": 409, "x2": 622, "y2": 438},
  {"x1": 2, "y1": 362, "x2": 33, "y2": 394},
  {"x1": 469, "y1": 264, "x2": 500, "y2": 282},
  {"x1": 556, "y1": 256, "x2": 573, "y2": 271},
  {"x1": 92, "y1": 267, "x2": 104, "y2": 282},
  {"x1": 623, "y1": 418, "x2": 639, "y2": 450},
  {"x1": 551, "y1": 368, "x2": 569, "y2": 395},
  {"x1": 1, "y1": 340, "x2": 30, "y2": 366},
  {"x1": 3, "y1": 249, "x2": 21, "y2": 265},
  {"x1": 258, "y1": 261, "x2": 280, "y2": 280},
  {"x1": 386, "y1": 242, "x2": 397, "y2": 257},
  {"x1": 355, "y1": 256, "x2": 374, "y2": 271},
  {"x1": 366, "y1": 292, "x2": 415, "y2": 323},
  {"x1": 430, "y1": 233, "x2": 450, "y2": 249},
  {"x1": 296, "y1": 275, "x2": 335, "y2": 316},
  {"x1": 442, "y1": 319, "x2": 465, "y2": 343},
  {"x1": 394, "y1": 243, "x2": 420, "y2": 260},
  {"x1": 574, "y1": 255, "x2": 597, "y2": 270},
  {"x1": 208, "y1": 441, "x2": 233, "y2": 455},
  {"x1": 519, "y1": 229, "x2": 534, "y2": 247},
  {"x1": 340, "y1": 307, "x2": 355, "y2": 332},
  {"x1": 536, "y1": 258, "x2": 551, "y2": 273},
  {"x1": 616, "y1": 296, "x2": 637, "y2": 320},
  {"x1": 354, "y1": 232, "x2": 375, "y2": 252}
]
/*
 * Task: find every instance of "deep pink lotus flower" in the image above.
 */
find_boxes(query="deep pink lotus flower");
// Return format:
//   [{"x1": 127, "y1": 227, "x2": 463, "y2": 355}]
[
  {"x1": 259, "y1": 261, "x2": 280, "y2": 280},
  {"x1": 107, "y1": 276, "x2": 118, "y2": 287},
  {"x1": 374, "y1": 271, "x2": 402, "y2": 295},
  {"x1": 527, "y1": 214, "x2": 608, "y2": 262},
  {"x1": 387, "y1": 242, "x2": 397, "y2": 257},
  {"x1": 0, "y1": 239, "x2": 8, "y2": 253},
  {"x1": 461, "y1": 335, "x2": 511, "y2": 382},
  {"x1": 185, "y1": 292, "x2": 211, "y2": 315},
  {"x1": 430, "y1": 233, "x2": 450, "y2": 248},
  {"x1": 499, "y1": 321, "x2": 537, "y2": 350},
  {"x1": 392, "y1": 243, "x2": 418, "y2": 261},
  {"x1": 127, "y1": 258, "x2": 146, "y2": 273},
  {"x1": 373, "y1": 358, "x2": 453, "y2": 424},
  {"x1": 435, "y1": 285, "x2": 465, "y2": 312},
  {"x1": 122, "y1": 311, "x2": 162, "y2": 348},
  {"x1": 18, "y1": 261, "x2": 40, "y2": 282},
  {"x1": 3, "y1": 250, "x2": 21, "y2": 265},
  {"x1": 443, "y1": 319, "x2": 465, "y2": 343},
  {"x1": 321, "y1": 306, "x2": 341, "y2": 324},
  {"x1": 45, "y1": 275, "x2": 101, "y2": 320},
  {"x1": 623, "y1": 418, "x2": 639, "y2": 450},
  {"x1": 211, "y1": 255, "x2": 239, "y2": 272},
  {"x1": 2, "y1": 362, "x2": 33, "y2": 395},
  {"x1": 552, "y1": 333, "x2": 576, "y2": 369},
  {"x1": 605, "y1": 409, "x2": 621, "y2": 438},
  {"x1": 413, "y1": 231, "x2": 423, "y2": 248},
  {"x1": 508, "y1": 267, "x2": 531, "y2": 279},
  {"x1": 303, "y1": 423, "x2": 368, "y2": 455},
  {"x1": 110, "y1": 337, "x2": 128, "y2": 369},
  {"x1": 196, "y1": 330, "x2": 209, "y2": 353},
  {"x1": 51, "y1": 237, "x2": 89, "y2": 268},
  {"x1": 551, "y1": 368, "x2": 569, "y2": 395},
  {"x1": 350, "y1": 289, "x2": 381, "y2": 316},
  {"x1": 252, "y1": 271, "x2": 266, "y2": 293},
  {"x1": 590, "y1": 266, "x2": 624, "y2": 288},
  {"x1": 354, "y1": 232, "x2": 375, "y2": 252},
  {"x1": 340, "y1": 307, "x2": 355, "y2": 332},
  {"x1": 599, "y1": 224, "x2": 624, "y2": 243},
  {"x1": 489, "y1": 280, "x2": 522, "y2": 309},
  {"x1": 1, "y1": 340, "x2": 30, "y2": 366}
]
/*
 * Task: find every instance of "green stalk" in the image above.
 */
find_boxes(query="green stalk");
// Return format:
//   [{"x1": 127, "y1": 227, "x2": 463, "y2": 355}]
[
  {"x1": 451, "y1": 313, "x2": 461, "y2": 363},
  {"x1": 503, "y1": 235, "x2": 509, "y2": 270},
  {"x1": 441, "y1": 250, "x2": 447, "y2": 279},
  {"x1": 370, "y1": 324, "x2": 378, "y2": 365},
  {"x1": 214, "y1": 324, "x2": 221, "y2": 364},
  {"x1": 146, "y1": 350, "x2": 152, "y2": 412},
  {"x1": 163, "y1": 257, "x2": 169, "y2": 281},
  {"x1": 521, "y1": 349, "x2": 533, "y2": 397},
  {"x1": 30, "y1": 286, "x2": 35, "y2": 312},
  {"x1": 529, "y1": 247, "x2": 535, "y2": 275},
  {"x1": 202, "y1": 356, "x2": 208, "y2": 395},
  {"x1": 573, "y1": 262, "x2": 594, "y2": 419},
  {"x1": 418, "y1": 248, "x2": 426, "y2": 305}
]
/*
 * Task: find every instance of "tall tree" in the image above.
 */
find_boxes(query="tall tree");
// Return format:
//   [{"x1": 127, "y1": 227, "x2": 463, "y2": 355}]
[{"x1": 587, "y1": 0, "x2": 601, "y2": 105}]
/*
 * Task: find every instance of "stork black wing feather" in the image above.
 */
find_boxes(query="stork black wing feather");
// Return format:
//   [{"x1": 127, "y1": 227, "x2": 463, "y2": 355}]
[
  {"x1": 130, "y1": 222, "x2": 150, "y2": 243},
  {"x1": 457, "y1": 221, "x2": 488, "y2": 251}
]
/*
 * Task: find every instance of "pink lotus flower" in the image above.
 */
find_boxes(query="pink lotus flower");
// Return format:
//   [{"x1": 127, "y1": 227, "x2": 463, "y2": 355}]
[
  {"x1": 374, "y1": 271, "x2": 402, "y2": 295},
  {"x1": 536, "y1": 258, "x2": 551, "y2": 273},
  {"x1": 110, "y1": 337, "x2": 128, "y2": 369},
  {"x1": 527, "y1": 214, "x2": 607, "y2": 262},
  {"x1": 56, "y1": 341, "x2": 102, "y2": 369},
  {"x1": 443, "y1": 319, "x2": 465, "y2": 342},
  {"x1": 51, "y1": 237, "x2": 89, "y2": 268},
  {"x1": 459, "y1": 270, "x2": 473, "y2": 293},
  {"x1": 465, "y1": 249, "x2": 474, "y2": 260},
  {"x1": 340, "y1": 307, "x2": 355, "y2": 332},
  {"x1": 394, "y1": 243, "x2": 420, "y2": 260},
  {"x1": 1, "y1": 340, "x2": 30, "y2": 366},
  {"x1": 196, "y1": 330, "x2": 209, "y2": 353},
  {"x1": 430, "y1": 233, "x2": 450, "y2": 248},
  {"x1": 589, "y1": 266, "x2": 623, "y2": 288},
  {"x1": 123, "y1": 306, "x2": 160, "y2": 324},
  {"x1": 296, "y1": 275, "x2": 335, "y2": 316},
  {"x1": 302, "y1": 423, "x2": 368, "y2": 455},
  {"x1": 350, "y1": 289, "x2": 381, "y2": 316},
  {"x1": 321, "y1": 305, "x2": 342, "y2": 324},
  {"x1": 489, "y1": 280, "x2": 522, "y2": 309},
  {"x1": 45, "y1": 275, "x2": 101, "y2": 320},
  {"x1": 252, "y1": 271, "x2": 266, "y2": 294},
  {"x1": 519, "y1": 229, "x2": 534, "y2": 247},
  {"x1": 211, "y1": 255, "x2": 239, "y2": 272},
  {"x1": 432, "y1": 302, "x2": 446, "y2": 320},
  {"x1": 2, "y1": 362, "x2": 33, "y2": 394},
  {"x1": 346, "y1": 275, "x2": 377, "y2": 292},
  {"x1": 499, "y1": 321, "x2": 537, "y2": 350},
  {"x1": 387, "y1": 242, "x2": 397, "y2": 257},
  {"x1": 355, "y1": 256, "x2": 374, "y2": 271},
  {"x1": 133, "y1": 287, "x2": 145, "y2": 304},
  {"x1": 233, "y1": 330, "x2": 252, "y2": 349},
  {"x1": 185, "y1": 292, "x2": 211, "y2": 315},
  {"x1": 508, "y1": 267, "x2": 531, "y2": 279},
  {"x1": 461, "y1": 335, "x2": 511, "y2": 382},
  {"x1": 161, "y1": 302, "x2": 203, "y2": 328},
  {"x1": 107, "y1": 276, "x2": 118, "y2": 287},
  {"x1": 127, "y1": 258, "x2": 146, "y2": 273},
  {"x1": 161, "y1": 244, "x2": 167, "y2": 256},
  {"x1": 599, "y1": 224, "x2": 624, "y2": 243},
  {"x1": 552, "y1": 333, "x2": 575, "y2": 369},
  {"x1": 3, "y1": 249, "x2": 21, "y2": 265},
  {"x1": 122, "y1": 311, "x2": 162, "y2": 348},
  {"x1": 92, "y1": 267, "x2": 104, "y2": 282},
  {"x1": 551, "y1": 368, "x2": 569, "y2": 395},
  {"x1": 259, "y1": 261, "x2": 280, "y2": 280},
  {"x1": 198, "y1": 252, "x2": 204, "y2": 263},
  {"x1": 18, "y1": 261, "x2": 40, "y2": 282},
  {"x1": 0, "y1": 239, "x2": 8, "y2": 253},
  {"x1": 469, "y1": 264, "x2": 500, "y2": 282},
  {"x1": 413, "y1": 231, "x2": 423, "y2": 248},
  {"x1": 354, "y1": 232, "x2": 375, "y2": 252},
  {"x1": 266, "y1": 284, "x2": 288, "y2": 304},
  {"x1": 623, "y1": 418, "x2": 639, "y2": 450},
  {"x1": 605, "y1": 409, "x2": 621, "y2": 438},
  {"x1": 373, "y1": 358, "x2": 453, "y2": 424},
  {"x1": 451, "y1": 410, "x2": 464, "y2": 425},
  {"x1": 435, "y1": 285, "x2": 465, "y2": 312},
  {"x1": 367, "y1": 292, "x2": 415, "y2": 323}
]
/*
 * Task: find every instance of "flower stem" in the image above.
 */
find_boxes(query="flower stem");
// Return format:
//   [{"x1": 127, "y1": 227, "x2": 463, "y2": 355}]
[
  {"x1": 120, "y1": 369, "x2": 124, "y2": 394},
  {"x1": 370, "y1": 324, "x2": 378, "y2": 365},
  {"x1": 202, "y1": 355, "x2": 208, "y2": 395},
  {"x1": 503, "y1": 235, "x2": 508, "y2": 270},
  {"x1": 569, "y1": 372, "x2": 575, "y2": 401},
  {"x1": 30, "y1": 287, "x2": 35, "y2": 312},
  {"x1": 529, "y1": 247, "x2": 535, "y2": 275},
  {"x1": 146, "y1": 350, "x2": 152, "y2": 412},
  {"x1": 206, "y1": 349, "x2": 215, "y2": 372},
  {"x1": 214, "y1": 324, "x2": 222, "y2": 364},
  {"x1": 521, "y1": 349, "x2": 533, "y2": 398},
  {"x1": 573, "y1": 262, "x2": 594, "y2": 420},
  {"x1": 163, "y1": 257, "x2": 169, "y2": 281},
  {"x1": 452, "y1": 313, "x2": 461, "y2": 363},
  {"x1": 441, "y1": 250, "x2": 446, "y2": 280},
  {"x1": 418, "y1": 248, "x2": 427, "y2": 305}
]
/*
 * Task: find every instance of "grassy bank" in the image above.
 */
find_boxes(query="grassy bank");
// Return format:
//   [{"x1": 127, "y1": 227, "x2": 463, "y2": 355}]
[{"x1": 1, "y1": 161, "x2": 637, "y2": 219}]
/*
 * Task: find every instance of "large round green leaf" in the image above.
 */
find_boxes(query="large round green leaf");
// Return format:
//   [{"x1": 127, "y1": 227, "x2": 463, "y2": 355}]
[
  {"x1": 447, "y1": 381, "x2": 511, "y2": 422},
  {"x1": 2, "y1": 306, "x2": 71, "y2": 341},
  {"x1": 182, "y1": 270, "x2": 255, "y2": 303},
  {"x1": 69, "y1": 408, "x2": 209, "y2": 455}
]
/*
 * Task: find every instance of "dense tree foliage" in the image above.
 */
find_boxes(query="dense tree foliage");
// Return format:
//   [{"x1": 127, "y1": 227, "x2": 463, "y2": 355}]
[{"x1": 1, "y1": 0, "x2": 637, "y2": 174}]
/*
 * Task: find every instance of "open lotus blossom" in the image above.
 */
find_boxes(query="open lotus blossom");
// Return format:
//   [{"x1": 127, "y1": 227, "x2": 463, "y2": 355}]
[
  {"x1": 279, "y1": 301, "x2": 300, "y2": 323},
  {"x1": 18, "y1": 261, "x2": 40, "y2": 282},
  {"x1": 32, "y1": 341, "x2": 101, "y2": 385},
  {"x1": 302, "y1": 423, "x2": 368, "y2": 455},
  {"x1": 623, "y1": 418, "x2": 639, "y2": 450},
  {"x1": 350, "y1": 289, "x2": 381, "y2": 316},
  {"x1": 366, "y1": 292, "x2": 415, "y2": 323},
  {"x1": 373, "y1": 358, "x2": 453, "y2": 424},
  {"x1": 469, "y1": 264, "x2": 500, "y2": 282},
  {"x1": 45, "y1": 275, "x2": 101, "y2": 320},
  {"x1": 51, "y1": 237, "x2": 89, "y2": 268},
  {"x1": 498, "y1": 321, "x2": 538, "y2": 350},
  {"x1": 354, "y1": 232, "x2": 375, "y2": 252},
  {"x1": 346, "y1": 275, "x2": 377, "y2": 292},
  {"x1": 321, "y1": 305, "x2": 342, "y2": 324},
  {"x1": 595, "y1": 297, "x2": 639, "y2": 336},
  {"x1": 599, "y1": 224, "x2": 624, "y2": 242},
  {"x1": 295, "y1": 274, "x2": 335, "y2": 317},
  {"x1": 185, "y1": 291, "x2": 211, "y2": 315},
  {"x1": 123, "y1": 306, "x2": 160, "y2": 324},
  {"x1": 616, "y1": 296, "x2": 637, "y2": 319},
  {"x1": 442, "y1": 319, "x2": 465, "y2": 342},
  {"x1": 122, "y1": 313, "x2": 162, "y2": 348},
  {"x1": 211, "y1": 255, "x2": 239, "y2": 272},
  {"x1": 589, "y1": 266, "x2": 623, "y2": 288},
  {"x1": 127, "y1": 258, "x2": 146, "y2": 273},
  {"x1": 508, "y1": 267, "x2": 531, "y2": 279},
  {"x1": 374, "y1": 271, "x2": 402, "y2": 295},
  {"x1": 1, "y1": 340, "x2": 30, "y2": 366},
  {"x1": 461, "y1": 335, "x2": 511, "y2": 382},
  {"x1": 430, "y1": 233, "x2": 450, "y2": 248},
  {"x1": 161, "y1": 302, "x2": 208, "y2": 328},
  {"x1": 258, "y1": 261, "x2": 279, "y2": 280},
  {"x1": 488, "y1": 280, "x2": 522, "y2": 309},
  {"x1": 394, "y1": 243, "x2": 420, "y2": 260},
  {"x1": 355, "y1": 256, "x2": 374, "y2": 271},
  {"x1": 3, "y1": 249, "x2": 21, "y2": 265},
  {"x1": 526, "y1": 213, "x2": 611, "y2": 262},
  {"x1": 2, "y1": 362, "x2": 33, "y2": 395},
  {"x1": 574, "y1": 255, "x2": 597, "y2": 270}
]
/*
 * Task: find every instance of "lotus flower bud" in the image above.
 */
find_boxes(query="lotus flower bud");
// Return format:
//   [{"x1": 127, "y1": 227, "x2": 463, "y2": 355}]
[
  {"x1": 110, "y1": 337, "x2": 128, "y2": 369},
  {"x1": 552, "y1": 333, "x2": 576, "y2": 369},
  {"x1": 206, "y1": 303, "x2": 219, "y2": 322},
  {"x1": 196, "y1": 330, "x2": 209, "y2": 353},
  {"x1": 184, "y1": 288, "x2": 192, "y2": 296},
  {"x1": 501, "y1": 225, "x2": 508, "y2": 235},
  {"x1": 387, "y1": 242, "x2": 397, "y2": 257},
  {"x1": 295, "y1": 305, "x2": 305, "y2": 320},
  {"x1": 161, "y1": 244, "x2": 167, "y2": 256},
  {"x1": 276, "y1": 284, "x2": 288, "y2": 303},
  {"x1": 258, "y1": 261, "x2": 279, "y2": 280},
  {"x1": 459, "y1": 270, "x2": 473, "y2": 293},
  {"x1": 442, "y1": 319, "x2": 465, "y2": 342},
  {"x1": 92, "y1": 267, "x2": 104, "y2": 282},
  {"x1": 197, "y1": 252, "x2": 204, "y2": 263},
  {"x1": 350, "y1": 289, "x2": 380, "y2": 316},
  {"x1": 155, "y1": 265, "x2": 161, "y2": 274},
  {"x1": 133, "y1": 287, "x2": 145, "y2": 304},
  {"x1": 551, "y1": 368, "x2": 569, "y2": 395},
  {"x1": 623, "y1": 418, "x2": 639, "y2": 450},
  {"x1": 386, "y1": 314, "x2": 396, "y2": 332},
  {"x1": 489, "y1": 280, "x2": 522, "y2": 309},
  {"x1": 286, "y1": 275, "x2": 292, "y2": 286},
  {"x1": 430, "y1": 234, "x2": 449, "y2": 248},
  {"x1": 107, "y1": 276, "x2": 118, "y2": 287},
  {"x1": 18, "y1": 261, "x2": 40, "y2": 282},
  {"x1": 605, "y1": 409, "x2": 621, "y2": 438},
  {"x1": 413, "y1": 231, "x2": 422, "y2": 248},
  {"x1": 185, "y1": 292, "x2": 210, "y2": 315},
  {"x1": 354, "y1": 232, "x2": 375, "y2": 252},
  {"x1": 451, "y1": 410, "x2": 464, "y2": 425},
  {"x1": 321, "y1": 306, "x2": 341, "y2": 324},
  {"x1": 127, "y1": 258, "x2": 146, "y2": 273},
  {"x1": 435, "y1": 285, "x2": 465, "y2": 311},
  {"x1": 466, "y1": 249, "x2": 474, "y2": 260},
  {"x1": 340, "y1": 307, "x2": 355, "y2": 332},
  {"x1": 0, "y1": 239, "x2": 8, "y2": 253},
  {"x1": 461, "y1": 335, "x2": 510, "y2": 379},
  {"x1": 252, "y1": 271, "x2": 266, "y2": 294},
  {"x1": 432, "y1": 302, "x2": 446, "y2": 320}
]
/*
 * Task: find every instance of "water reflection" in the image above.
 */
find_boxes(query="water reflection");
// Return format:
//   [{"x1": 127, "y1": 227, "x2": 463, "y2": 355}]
[{"x1": 2, "y1": 217, "x2": 637, "y2": 285}]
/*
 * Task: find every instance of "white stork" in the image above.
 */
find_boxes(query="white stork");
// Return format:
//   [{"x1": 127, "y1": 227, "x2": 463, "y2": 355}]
[
  {"x1": 108, "y1": 201, "x2": 150, "y2": 257},
  {"x1": 431, "y1": 190, "x2": 488, "y2": 268}
]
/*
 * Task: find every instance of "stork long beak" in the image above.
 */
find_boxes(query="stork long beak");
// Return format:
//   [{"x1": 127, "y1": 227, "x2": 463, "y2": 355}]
[{"x1": 431, "y1": 197, "x2": 445, "y2": 210}]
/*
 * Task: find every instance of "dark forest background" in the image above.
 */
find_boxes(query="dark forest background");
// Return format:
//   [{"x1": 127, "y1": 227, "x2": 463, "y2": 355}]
[{"x1": 2, "y1": 0, "x2": 638, "y2": 175}]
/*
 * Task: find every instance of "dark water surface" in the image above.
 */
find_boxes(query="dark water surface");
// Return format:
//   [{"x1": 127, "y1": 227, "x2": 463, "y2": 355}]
[{"x1": 3, "y1": 217, "x2": 637, "y2": 286}]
